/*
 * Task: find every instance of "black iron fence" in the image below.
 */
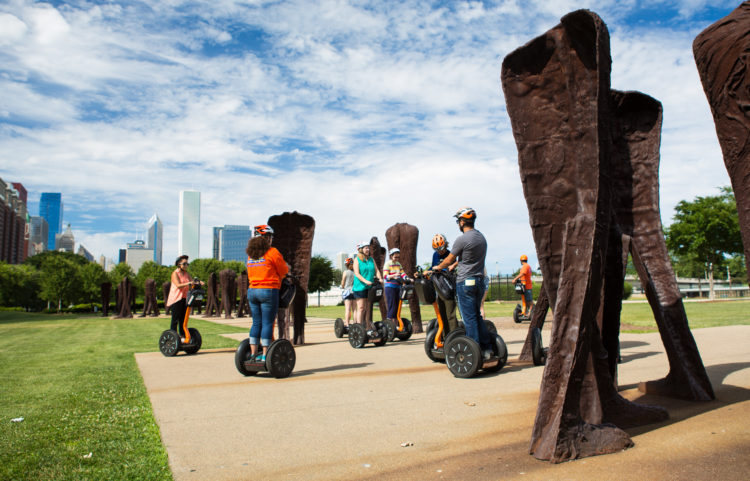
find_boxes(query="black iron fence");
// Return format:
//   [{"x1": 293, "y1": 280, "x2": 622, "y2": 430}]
[{"x1": 486, "y1": 275, "x2": 544, "y2": 302}]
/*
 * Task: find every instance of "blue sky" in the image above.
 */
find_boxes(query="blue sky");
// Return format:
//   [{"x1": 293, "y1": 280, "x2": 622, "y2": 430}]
[{"x1": 0, "y1": 0, "x2": 738, "y2": 274}]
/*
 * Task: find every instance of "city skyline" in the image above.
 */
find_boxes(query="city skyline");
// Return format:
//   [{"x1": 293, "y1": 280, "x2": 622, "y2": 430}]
[{"x1": 0, "y1": 1, "x2": 740, "y2": 274}]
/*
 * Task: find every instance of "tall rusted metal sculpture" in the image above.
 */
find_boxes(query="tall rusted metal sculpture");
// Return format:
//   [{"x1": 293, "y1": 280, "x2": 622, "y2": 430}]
[
  {"x1": 140, "y1": 278, "x2": 160, "y2": 317},
  {"x1": 268, "y1": 212, "x2": 314, "y2": 345},
  {"x1": 500, "y1": 9, "x2": 717, "y2": 462},
  {"x1": 694, "y1": 1, "x2": 750, "y2": 278},
  {"x1": 237, "y1": 271, "x2": 249, "y2": 318},
  {"x1": 385, "y1": 223, "x2": 423, "y2": 333},
  {"x1": 219, "y1": 269, "x2": 236, "y2": 319},
  {"x1": 202, "y1": 272, "x2": 220, "y2": 317},
  {"x1": 114, "y1": 277, "x2": 133, "y2": 318},
  {"x1": 100, "y1": 281, "x2": 111, "y2": 317}
]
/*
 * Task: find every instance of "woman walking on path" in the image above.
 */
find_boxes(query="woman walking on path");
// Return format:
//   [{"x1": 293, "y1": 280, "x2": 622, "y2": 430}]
[{"x1": 245, "y1": 224, "x2": 289, "y2": 362}]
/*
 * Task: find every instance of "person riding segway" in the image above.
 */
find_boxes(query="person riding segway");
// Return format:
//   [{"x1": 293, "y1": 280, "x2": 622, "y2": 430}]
[
  {"x1": 334, "y1": 257, "x2": 356, "y2": 338},
  {"x1": 431, "y1": 207, "x2": 507, "y2": 377},
  {"x1": 512, "y1": 254, "x2": 534, "y2": 323},
  {"x1": 382, "y1": 248, "x2": 413, "y2": 342},
  {"x1": 160, "y1": 255, "x2": 205, "y2": 356}
]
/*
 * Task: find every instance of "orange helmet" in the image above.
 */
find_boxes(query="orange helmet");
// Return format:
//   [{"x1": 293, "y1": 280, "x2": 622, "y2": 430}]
[
  {"x1": 345, "y1": 257, "x2": 353, "y2": 265},
  {"x1": 520, "y1": 254, "x2": 528, "y2": 261},
  {"x1": 453, "y1": 207, "x2": 476, "y2": 223},
  {"x1": 432, "y1": 233, "x2": 447, "y2": 251},
  {"x1": 254, "y1": 224, "x2": 274, "y2": 236}
]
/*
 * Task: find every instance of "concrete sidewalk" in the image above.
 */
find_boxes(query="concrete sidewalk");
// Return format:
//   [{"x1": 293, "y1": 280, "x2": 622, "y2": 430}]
[{"x1": 135, "y1": 318, "x2": 750, "y2": 480}]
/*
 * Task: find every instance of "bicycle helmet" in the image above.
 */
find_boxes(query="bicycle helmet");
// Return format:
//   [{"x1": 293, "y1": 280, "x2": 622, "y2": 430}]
[
  {"x1": 453, "y1": 207, "x2": 476, "y2": 223},
  {"x1": 389, "y1": 248, "x2": 400, "y2": 256},
  {"x1": 432, "y1": 233, "x2": 447, "y2": 251},
  {"x1": 345, "y1": 257, "x2": 353, "y2": 265},
  {"x1": 356, "y1": 241, "x2": 369, "y2": 251},
  {"x1": 254, "y1": 224, "x2": 274, "y2": 236},
  {"x1": 520, "y1": 254, "x2": 528, "y2": 261}
]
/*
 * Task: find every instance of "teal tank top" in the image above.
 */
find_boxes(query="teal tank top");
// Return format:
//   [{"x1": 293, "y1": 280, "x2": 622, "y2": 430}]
[{"x1": 353, "y1": 256, "x2": 375, "y2": 291}]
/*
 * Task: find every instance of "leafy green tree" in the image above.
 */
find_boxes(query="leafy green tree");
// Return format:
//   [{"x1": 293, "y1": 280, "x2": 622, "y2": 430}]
[
  {"x1": 665, "y1": 187, "x2": 743, "y2": 299},
  {"x1": 79, "y1": 262, "x2": 107, "y2": 310},
  {"x1": 188, "y1": 258, "x2": 224, "y2": 283},
  {"x1": 0, "y1": 262, "x2": 42, "y2": 309},
  {"x1": 24, "y1": 250, "x2": 87, "y2": 269},
  {"x1": 39, "y1": 256, "x2": 82, "y2": 312},
  {"x1": 135, "y1": 261, "x2": 172, "y2": 298},
  {"x1": 108, "y1": 262, "x2": 135, "y2": 286},
  {"x1": 224, "y1": 260, "x2": 246, "y2": 276},
  {"x1": 308, "y1": 255, "x2": 336, "y2": 294}
]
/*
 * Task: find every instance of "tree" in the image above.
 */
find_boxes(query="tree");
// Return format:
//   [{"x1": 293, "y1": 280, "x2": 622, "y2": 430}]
[
  {"x1": 0, "y1": 262, "x2": 42, "y2": 309},
  {"x1": 108, "y1": 262, "x2": 135, "y2": 286},
  {"x1": 188, "y1": 258, "x2": 225, "y2": 283},
  {"x1": 39, "y1": 256, "x2": 82, "y2": 312},
  {"x1": 665, "y1": 187, "x2": 743, "y2": 299},
  {"x1": 80, "y1": 262, "x2": 107, "y2": 310},
  {"x1": 308, "y1": 255, "x2": 336, "y2": 294},
  {"x1": 135, "y1": 261, "x2": 172, "y2": 298}
]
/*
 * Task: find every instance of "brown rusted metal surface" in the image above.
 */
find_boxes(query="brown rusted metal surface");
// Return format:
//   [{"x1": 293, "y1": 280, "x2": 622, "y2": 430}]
[
  {"x1": 385, "y1": 223, "x2": 423, "y2": 333},
  {"x1": 693, "y1": 1, "x2": 750, "y2": 278},
  {"x1": 202, "y1": 272, "x2": 220, "y2": 317},
  {"x1": 140, "y1": 278, "x2": 160, "y2": 317}
]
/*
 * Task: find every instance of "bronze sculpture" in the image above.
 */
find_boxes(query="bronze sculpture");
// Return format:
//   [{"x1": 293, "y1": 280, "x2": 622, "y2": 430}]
[
  {"x1": 140, "y1": 278, "x2": 160, "y2": 317},
  {"x1": 202, "y1": 272, "x2": 220, "y2": 317},
  {"x1": 385, "y1": 223, "x2": 423, "y2": 333},
  {"x1": 219, "y1": 269, "x2": 237, "y2": 319}
]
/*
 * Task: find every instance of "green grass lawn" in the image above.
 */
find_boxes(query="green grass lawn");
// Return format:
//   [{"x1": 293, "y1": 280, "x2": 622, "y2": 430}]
[
  {"x1": 306, "y1": 299, "x2": 750, "y2": 332},
  {"x1": 0, "y1": 312, "x2": 246, "y2": 481}
]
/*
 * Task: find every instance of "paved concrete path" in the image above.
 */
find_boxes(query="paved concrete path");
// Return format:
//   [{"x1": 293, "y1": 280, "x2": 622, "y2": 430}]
[{"x1": 136, "y1": 318, "x2": 750, "y2": 480}]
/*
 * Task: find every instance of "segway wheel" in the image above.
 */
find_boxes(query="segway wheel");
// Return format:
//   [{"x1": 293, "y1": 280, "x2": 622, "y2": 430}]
[
  {"x1": 485, "y1": 320, "x2": 497, "y2": 334},
  {"x1": 373, "y1": 322, "x2": 388, "y2": 347},
  {"x1": 383, "y1": 319, "x2": 397, "y2": 342},
  {"x1": 334, "y1": 318, "x2": 345, "y2": 338},
  {"x1": 159, "y1": 330, "x2": 181, "y2": 357},
  {"x1": 424, "y1": 328, "x2": 443, "y2": 363},
  {"x1": 183, "y1": 328, "x2": 202, "y2": 354},
  {"x1": 484, "y1": 333, "x2": 508, "y2": 373},
  {"x1": 531, "y1": 327, "x2": 546, "y2": 366},
  {"x1": 396, "y1": 319, "x2": 412, "y2": 341},
  {"x1": 267, "y1": 339, "x2": 296, "y2": 378},
  {"x1": 348, "y1": 323, "x2": 366, "y2": 348},
  {"x1": 426, "y1": 318, "x2": 437, "y2": 333},
  {"x1": 444, "y1": 327, "x2": 466, "y2": 346},
  {"x1": 234, "y1": 339, "x2": 258, "y2": 376},
  {"x1": 513, "y1": 304, "x2": 522, "y2": 323},
  {"x1": 445, "y1": 336, "x2": 481, "y2": 378}
]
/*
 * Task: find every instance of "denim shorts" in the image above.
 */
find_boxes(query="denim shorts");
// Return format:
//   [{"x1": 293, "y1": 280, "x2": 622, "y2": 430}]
[{"x1": 353, "y1": 289, "x2": 369, "y2": 299}]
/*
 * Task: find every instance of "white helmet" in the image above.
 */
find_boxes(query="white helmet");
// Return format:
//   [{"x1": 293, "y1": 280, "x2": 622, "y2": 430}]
[{"x1": 389, "y1": 248, "x2": 400, "y2": 256}]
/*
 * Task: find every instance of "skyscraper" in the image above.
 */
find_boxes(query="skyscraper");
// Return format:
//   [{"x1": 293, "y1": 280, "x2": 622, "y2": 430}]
[
  {"x1": 213, "y1": 225, "x2": 252, "y2": 262},
  {"x1": 55, "y1": 224, "x2": 75, "y2": 252},
  {"x1": 39, "y1": 193, "x2": 63, "y2": 250},
  {"x1": 178, "y1": 190, "x2": 200, "y2": 260},
  {"x1": 29, "y1": 216, "x2": 49, "y2": 254},
  {"x1": 146, "y1": 214, "x2": 163, "y2": 265}
]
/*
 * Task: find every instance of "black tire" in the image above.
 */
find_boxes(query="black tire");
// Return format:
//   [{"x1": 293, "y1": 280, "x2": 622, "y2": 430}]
[
  {"x1": 159, "y1": 329, "x2": 181, "y2": 357},
  {"x1": 348, "y1": 323, "x2": 366, "y2": 348},
  {"x1": 396, "y1": 319, "x2": 412, "y2": 341},
  {"x1": 234, "y1": 339, "x2": 258, "y2": 376},
  {"x1": 485, "y1": 320, "x2": 497, "y2": 334},
  {"x1": 334, "y1": 318, "x2": 345, "y2": 338},
  {"x1": 373, "y1": 322, "x2": 388, "y2": 346},
  {"x1": 424, "y1": 328, "x2": 443, "y2": 363},
  {"x1": 531, "y1": 327, "x2": 546, "y2": 366},
  {"x1": 445, "y1": 336, "x2": 481, "y2": 378},
  {"x1": 513, "y1": 304, "x2": 522, "y2": 323},
  {"x1": 267, "y1": 339, "x2": 296, "y2": 378},
  {"x1": 383, "y1": 319, "x2": 397, "y2": 342},
  {"x1": 426, "y1": 318, "x2": 437, "y2": 333},
  {"x1": 484, "y1": 334, "x2": 508, "y2": 373},
  {"x1": 444, "y1": 327, "x2": 466, "y2": 346},
  {"x1": 183, "y1": 328, "x2": 202, "y2": 354}
]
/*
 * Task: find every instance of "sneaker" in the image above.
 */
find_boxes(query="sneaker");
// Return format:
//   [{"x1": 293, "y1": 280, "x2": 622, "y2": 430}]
[
  {"x1": 367, "y1": 330, "x2": 378, "y2": 338},
  {"x1": 255, "y1": 354, "x2": 266, "y2": 363},
  {"x1": 482, "y1": 349, "x2": 493, "y2": 361}
]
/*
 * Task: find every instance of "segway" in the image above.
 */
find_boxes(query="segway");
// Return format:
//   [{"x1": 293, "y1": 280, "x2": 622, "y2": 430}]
[
  {"x1": 334, "y1": 317, "x2": 350, "y2": 338},
  {"x1": 513, "y1": 279, "x2": 532, "y2": 323},
  {"x1": 417, "y1": 269, "x2": 498, "y2": 364},
  {"x1": 383, "y1": 278, "x2": 414, "y2": 342},
  {"x1": 530, "y1": 326, "x2": 548, "y2": 366},
  {"x1": 234, "y1": 275, "x2": 297, "y2": 378},
  {"x1": 159, "y1": 278, "x2": 204, "y2": 357},
  {"x1": 348, "y1": 281, "x2": 389, "y2": 348}
]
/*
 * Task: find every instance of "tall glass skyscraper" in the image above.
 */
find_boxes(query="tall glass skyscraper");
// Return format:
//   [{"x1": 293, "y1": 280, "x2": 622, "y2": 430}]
[
  {"x1": 178, "y1": 190, "x2": 200, "y2": 260},
  {"x1": 213, "y1": 225, "x2": 252, "y2": 262},
  {"x1": 39, "y1": 193, "x2": 63, "y2": 250},
  {"x1": 146, "y1": 214, "x2": 163, "y2": 265}
]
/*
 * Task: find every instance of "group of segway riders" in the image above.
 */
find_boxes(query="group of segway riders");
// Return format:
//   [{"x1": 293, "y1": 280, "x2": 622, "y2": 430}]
[{"x1": 161, "y1": 206, "x2": 535, "y2": 379}]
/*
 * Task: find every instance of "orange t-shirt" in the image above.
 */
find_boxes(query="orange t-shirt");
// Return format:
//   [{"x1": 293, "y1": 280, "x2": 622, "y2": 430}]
[
  {"x1": 166, "y1": 268, "x2": 191, "y2": 307},
  {"x1": 246, "y1": 247, "x2": 289, "y2": 289},
  {"x1": 519, "y1": 263, "x2": 532, "y2": 289}
]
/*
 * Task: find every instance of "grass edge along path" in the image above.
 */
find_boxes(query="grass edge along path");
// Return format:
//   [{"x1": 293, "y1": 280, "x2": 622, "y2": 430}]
[{"x1": 0, "y1": 312, "x2": 246, "y2": 481}]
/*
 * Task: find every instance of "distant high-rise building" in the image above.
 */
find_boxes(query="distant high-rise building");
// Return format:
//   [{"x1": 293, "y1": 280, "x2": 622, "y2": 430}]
[
  {"x1": 118, "y1": 249, "x2": 126, "y2": 264},
  {"x1": 125, "y1": 239, "x2": 153, "y2": 273},
  {"x1": 39, "y1": 192, "x2": 63, "y2": 250},
  {"x1": 178, "y1": 190, "x2": 200, "y2": 260},
  {"x1": 213, "y1": 225, "x2": 252, "y2": 262},
  {"x1": 146, "y1": 214, "x2": 163, "y2": 265},
  {"x1": 11, "y1": 182, "x2": 27, "y2": 204},
  {"x1": 0, "y1": 178, "x2": 28, "y2": 264},
  {"x1": 77, "y1": 244, "x2": 94, "y2": 262},
  {"x1": 29, "y1": 216, "x2": 49, "y2": 254},
  {"x1": 336, "y1": 252, "x2": 348, "y2": 271},
  {"x1": 55, "y1": 224, "x2": 75, "y2": 252}
]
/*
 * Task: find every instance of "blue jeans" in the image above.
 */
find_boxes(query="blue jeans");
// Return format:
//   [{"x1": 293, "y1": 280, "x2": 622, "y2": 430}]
[
  {"x1": 456, "y1": 276, "x2": 492, "y2": 351},
  {"x1": 248, "y1": 288, "x2": 279, "y2": 347}
]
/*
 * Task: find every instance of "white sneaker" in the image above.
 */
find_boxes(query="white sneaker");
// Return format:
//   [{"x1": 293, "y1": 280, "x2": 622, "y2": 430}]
[{"x1": 482, "y1": 349, "x2": 493, "y2": 360}]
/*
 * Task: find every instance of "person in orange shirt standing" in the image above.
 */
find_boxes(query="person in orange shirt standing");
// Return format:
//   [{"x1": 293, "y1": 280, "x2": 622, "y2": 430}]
[
  {"x1": 512, "y1": 254, "x2": 534, "y2": 316},
  {"x1": 245, "y1": 224, "x2": 289, "y2": 362}
]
